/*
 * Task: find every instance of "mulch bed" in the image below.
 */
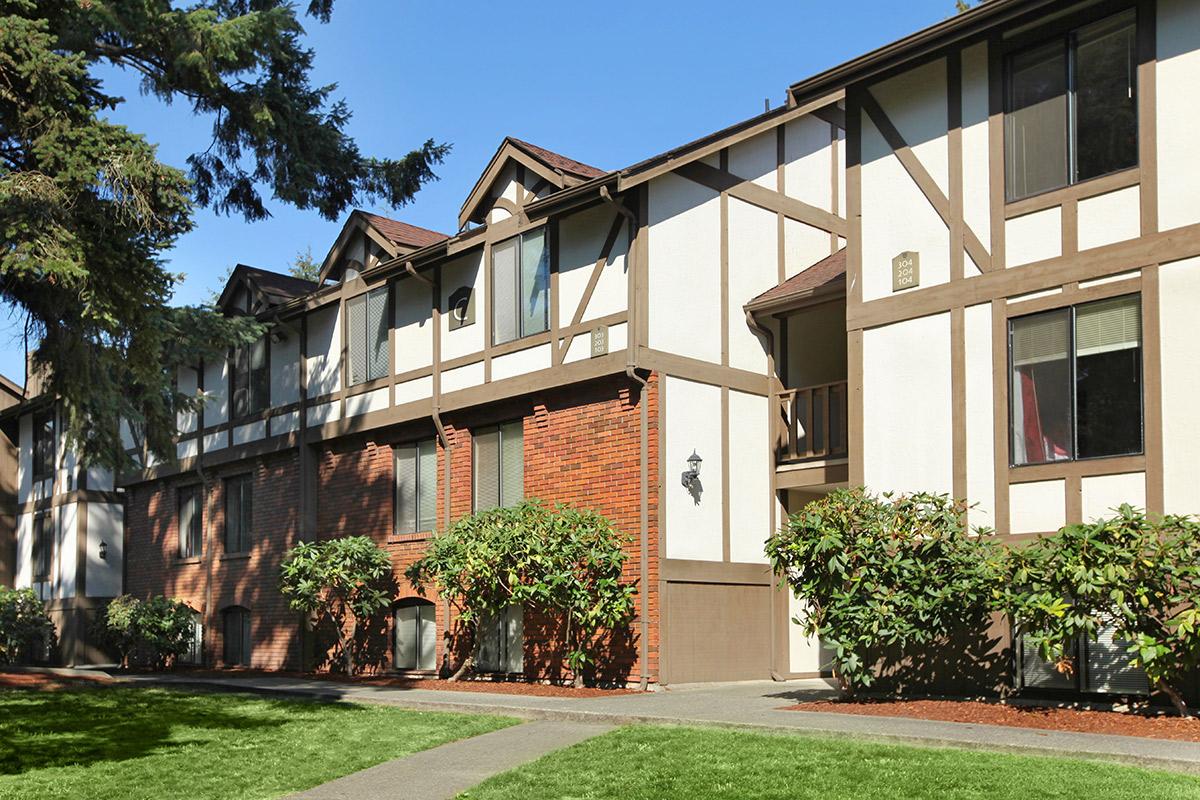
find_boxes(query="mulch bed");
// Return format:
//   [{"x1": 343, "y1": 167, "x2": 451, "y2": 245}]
[
  {"x1": 786, "y1": 698, "x2": 1200, "y2": 742},
  {"x1": 0, "y1": 672, "x2": 114, "y2": 691},
  {"x1": 164, "y1": 667, "x2": 636, "y2": 698}
]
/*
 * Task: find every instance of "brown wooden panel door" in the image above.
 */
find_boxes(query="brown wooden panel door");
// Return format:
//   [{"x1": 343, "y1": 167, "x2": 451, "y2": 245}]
[{"x1": 664, "y1": 582, "x2": 771, "y2": 684}]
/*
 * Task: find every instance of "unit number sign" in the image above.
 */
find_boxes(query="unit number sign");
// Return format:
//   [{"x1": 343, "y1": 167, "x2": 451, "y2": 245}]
[{"x1": 892, "y1": 251, "x2": 920, "y2": 292}]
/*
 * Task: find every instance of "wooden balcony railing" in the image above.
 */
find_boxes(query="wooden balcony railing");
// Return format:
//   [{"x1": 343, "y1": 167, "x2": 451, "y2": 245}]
[{"x1": 776, "y1": 380, "x2": 848, "y2": 463}]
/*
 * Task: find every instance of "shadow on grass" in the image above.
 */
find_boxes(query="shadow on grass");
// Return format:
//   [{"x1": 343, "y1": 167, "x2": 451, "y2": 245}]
[{"x1": 0, "y1": 686, "x2": 355, "y2": 776}]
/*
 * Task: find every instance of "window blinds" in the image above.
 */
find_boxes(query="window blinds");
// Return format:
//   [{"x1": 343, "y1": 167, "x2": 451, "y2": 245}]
[
  {"x1": 417, "y1": 439, "x2": 437, "y2": 533},
  {"x1": 1075, "y1": 295, "x2": 1140, "y2": 357},
  {"x1": 492, "y1": 238, "x2": 519, "y2": 344},
  {"x1": 473, "y1": 428, "x2": 501, "y2": 511},
  {"x1": 499, "y1": 421, "x2": 524, "y2": 508},
  {"x1": 1011, "y1": 308, "x2": 1070, "y2": 366}
]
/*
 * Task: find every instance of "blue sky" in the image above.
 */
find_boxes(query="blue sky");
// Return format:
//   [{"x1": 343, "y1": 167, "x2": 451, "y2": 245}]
[{"x1": 0, "y1": 0, "x2": 960, "y2": 384}]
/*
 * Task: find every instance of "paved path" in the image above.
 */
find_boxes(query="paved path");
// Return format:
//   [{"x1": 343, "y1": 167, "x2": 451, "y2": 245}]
[
  {"x1": 111, "y1": 672, "x2": 1200, "y2": 775},
  {"x1": 285, "y1": 719, "x2": 613, "y2": 800}
]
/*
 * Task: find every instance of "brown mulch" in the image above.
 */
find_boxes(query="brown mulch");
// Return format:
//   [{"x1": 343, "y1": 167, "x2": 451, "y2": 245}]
[
  {"x1": 786, "y1": 698, "x2": 1200, "y2": 742},
  {"x1": 0, "y1": 672, "x2": 114, "y2": 691},
  {"x1": 162, "y1": 667, "x2": 636, "y2": 698}
]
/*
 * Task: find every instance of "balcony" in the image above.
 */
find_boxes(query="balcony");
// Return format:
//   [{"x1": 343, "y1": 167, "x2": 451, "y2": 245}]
[{"x1": 774, "y1": 380, "x2": 849, "y2": 490}]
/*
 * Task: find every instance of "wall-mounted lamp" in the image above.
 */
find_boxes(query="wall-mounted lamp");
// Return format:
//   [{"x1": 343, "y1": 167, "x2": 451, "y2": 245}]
[
  {"x1": 681, "y1": 450, "x2": 703, "y2": 491},
  {"x1": 98, "y1": 540, "x2": 108, "y2": 561}
]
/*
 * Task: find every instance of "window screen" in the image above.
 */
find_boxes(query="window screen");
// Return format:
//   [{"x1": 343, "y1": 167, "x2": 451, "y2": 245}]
[
  {"x1": 222, "y1": 606, "x2": 252, "y2": 667},
  {"x1": 224, "y1": 475, "x2": 253, "y2": 554},
  {"x1": 492, "y1": 230, "x2": 550, "y2": 344},
  {"x1": 395, "y1": 439, "x2": 437, "y2": 535},
  {"x1": 32, "y1": 409, "x2": 55, "y2": 480},
  {"x1": 232, "y1": 337, "x2": 269, "y2": 419},
  {"x1": 348, "y1": 287, "x2": 389, "y2": 386},
  {"x1": 476, "y1": 604, "x2": 523, "y2": 673},
  {"x1": 179, "y1": 485, "x2": 203, "y2": 558},
  {"x1": 1004, "y1": 9, "x2": 1137, "y2": 201},
  {"x1": 473, "y1": 421, "x2": 524, "y2": 511},
  {"x1": 1010, "y1": 294, "x2": 1142, "y2": 466},
  {"x1": 1083, "y1": 625, "x2": 1149, "y2": 694},
  {"x1": 31, "y1": 511, "x2": 52, "y2": 582},
  {"x1": 394, "y1": 600, "x2": 437, "y2": 671},
  {"x1": 180, "y1": 611, "x2": 204, "y2": 665}
]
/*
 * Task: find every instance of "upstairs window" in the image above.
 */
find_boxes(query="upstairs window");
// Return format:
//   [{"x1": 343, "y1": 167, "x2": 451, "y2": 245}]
[
  {"x1": 1005, "y1": 9, "x2": 1137, "y2": 201},
  {"x1": 32, "y1": 408, "x2": 55, "y2": 480},
  {"x1": 31, "y1": 511, "x2": 52, "y2": 582},
  {"x1": 492, "y1": 229, "x2": 549, "y2": 344},
  {"x1": 473, "y1": 421, "x2": 524, "y2": 511},
  {"x1": 1009, "y1": 294, "x2": 1142, "y2": 466},
  {"x1": 224, "y1": 474, "x2": 253, "y2": 554},
  {"x1": 395, "y1": 439, "x2": 437, "y2": 536},
  {"x1": 178, "y1": 485, "x2": 203, "y2": 559},
  {"x1": 347, "y1": 286, "x2": 389, "y2": 386},
  {"x1": 231, "y1": 337, "x2": 269, "y2": 420}
]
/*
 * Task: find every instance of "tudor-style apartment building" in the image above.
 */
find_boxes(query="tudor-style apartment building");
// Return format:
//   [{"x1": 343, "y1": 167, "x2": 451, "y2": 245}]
[{"x1": 3, "y1": 0, "x2": 1199, "y2": 698}]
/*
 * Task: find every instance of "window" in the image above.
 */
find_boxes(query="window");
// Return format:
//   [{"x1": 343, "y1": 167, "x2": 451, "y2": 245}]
[
  {"x1": 31, "y1": 408, "x2": 55, "y2": 480},
  {"x1": 395, "y1": 439, "x2": 436, "y2": 536},
  {"x1": 1005, "y1": 9, "x2": 1137, "y2": 201},
  {"x1": 473, "y1": 421, "x2": 523, "y2": 511},
  {"x1": 231, "y1": 337, "x2": 269, "y2": 420},
  {"x1": 178, "y1": 485, "x2": 203, "y2": 559},
  {"x1": 394, "y1": 599, "x2": 436, "y2": 671},
  {"x1": 222, "y1": 606, "x2": 252, "y2": 667},
  {"x1": 476, "y1": 604, "x2": 523, "y2": 673},
  {"x1": 224, "y1": 475, "x2": 253, "y2": 554},
  {"x1": 492, "y1": 229, "x2": 549, "y2": 344},
  {"x1": 1009, "y1": 294, "x2": 1142, "y2": 466},
  {"x1": 347, "y1": 286, "x2": 389, "y2": 386},
  {"x1": 31, "y1": 511, "x2": 52, "y2": 582},
  {"x1": 180, "y1": 610, "x2": 204, "y2": 666}
]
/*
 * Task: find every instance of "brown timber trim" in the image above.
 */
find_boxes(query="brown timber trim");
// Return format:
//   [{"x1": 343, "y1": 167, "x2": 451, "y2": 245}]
[
  {"x1": 1065, "y1": 473, "x2": 1083, "y2": 525},
  {"x1": 775, "y1": 461, "x2": 850, "y2": 490},
  {"x1": 829, "y1": 121, "x2": 841, "y2": 253},
  {"x1": 636, "y1": 349, "x2": 770, "y2": 397},
  {"x1": 1005, "y1": 275, "x2": 1141, "y2": 317},
  {"x1": 776, "y1": 127, "x2": 787, "y2": 283},
  {"x1": 1009, "y1": 454, "x2": 1147, "y2": 485},
  {"x1": 845, "y1": 87, "x2": 864, "y2": 488},
  {"x1": 1004, "y1": 169, "x2": 1140, "y2": 219},
  {"x1": 1137, "y1": 0, "x2": 1158, "y2": 237},
  {"x1": 720, "y1": 148, "x2": 730, "y2": 368},
  {"x1": 951, "y1": 307, "x2": 967, "y2": 503},
  {"x1": 987, "y1": 32, "x2": 1007, "y2": 272},
  {"x1": 948, "y1": 49, "x2": 965, "y2": 283},
  {"x1": 1061, "y1": 198, "x2": 1079, "y2": 257},
  {"x1": 555, "y1": 210, "x2": 626, "y2": 365},
  {"x1": 1141, "y1": 263, "x2": 1164, "y2": 515},
  {"x1": 847, "y1": 222, "x2": 1200, "y2": 331},
  {"x1": 991, "y1": 297, "x2": 1009, "y2": 535},
  {"x1": 17, "y1": 489, "x2": 124, "y2": 515},
  {"x1": 860, "y1": 86, "x2": 992, "y2": 272},
  {"x1": 721, "y1": 385, "x2": 731, "y2": 562},
  {"x1": 674, "y1": 162, "x2": 848, "y2": 237},
  {"x1": 662, "y1": 559, "x2": 772, "y2": 586}
]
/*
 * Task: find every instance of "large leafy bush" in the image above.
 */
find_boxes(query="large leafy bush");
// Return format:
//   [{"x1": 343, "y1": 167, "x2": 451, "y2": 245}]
[
  {"x1": 407, "y1": 499, "x2": 636, "y2": 686},
  {"x1": 765, "y1": 488, "x2": 1003, "y2": 693},
  {"x1": 279, "y1": 536, "x2": 393, "y2": 675},
  {"x1": 98, "y1": 595, "x2": 196, "y2": 668},
  {"x1": 0, "y1": 587, "x2": 56, "y2": 664},
  {"x1": 1005, "y1": 505, "x2": 1200, "y2": 716}
]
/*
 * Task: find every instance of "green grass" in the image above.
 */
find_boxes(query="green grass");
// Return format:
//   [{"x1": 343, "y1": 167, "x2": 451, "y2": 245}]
[
  {"x1": 0, "y1": 686, "x2": 515, "y2": 800},
  {"x1": 458, "y1": 725, "x2": 1200, "y2": 800}
]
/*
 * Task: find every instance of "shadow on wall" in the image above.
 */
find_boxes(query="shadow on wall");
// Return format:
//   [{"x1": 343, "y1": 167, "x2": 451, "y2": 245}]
[{"x1": 870, "y1": 612, "x2": 1013, "y2": 697}]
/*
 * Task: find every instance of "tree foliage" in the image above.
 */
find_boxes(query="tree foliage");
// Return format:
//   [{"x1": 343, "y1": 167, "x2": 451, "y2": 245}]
[
  {"x1": 279, "y1": 536, "x2": 393, "y2": 675},
  {"x1": 97, "y1": 594, "x2": 196, "y2": 669},
  {"x1": 765, "y1": 488, "x2": 1004, "y2": 693},
  {"x1": 1005, "y1": 506, "x2": 1200, "y2": 716},
  {"x1": 407, "y1": 499, "x2": 636, "y2": 686},
  {"x1": 290, "y1": 246, "x2": 321, "y2": 283},
  {"x1": 0, "y1": 587, "x2": 55, "y2": 665},
  {"x1": 1, "y1": 0, "x2": 447, "y2": 470}
]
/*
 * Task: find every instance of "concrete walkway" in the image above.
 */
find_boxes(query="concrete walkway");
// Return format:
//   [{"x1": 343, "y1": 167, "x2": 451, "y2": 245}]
[
  {"x1": 286, "y1": 719, "x2": 613, "y2": 800},
  {"x1": 112, "y1": 671, "x2": 1200, "y2": 775}
]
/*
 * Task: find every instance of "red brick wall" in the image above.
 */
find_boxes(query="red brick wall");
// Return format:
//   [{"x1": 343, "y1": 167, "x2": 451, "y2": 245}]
[
  {"x1": 126, "y1": 371, "x2": 661, "y2": 684},
  {"x1": 125, "y1": 450, "x2": 301, "y2": 670}
]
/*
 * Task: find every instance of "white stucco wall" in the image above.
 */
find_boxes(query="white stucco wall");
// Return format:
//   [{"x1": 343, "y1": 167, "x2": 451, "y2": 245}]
[
  {"x1": 270, "y1": 330, "x2": 300, "y2": 407},
  {"x1": 394, "y1": 375, "x2": 433, "y2": 406},
  {"x1": 58, "y1": 502, "x2": 76, "y2": 599},
  {"x1": 1077, "y1": 186, "x2": 1141, "y2": 252},
  {"x1": 306, "y1": 303, "x2": 341, "y2": 398},
  {"x1": 964, "y1": 302, "x2": 996, "y2": 529},
  {"x1": 17, "y1": 413, "x2": 31, "y2": 504},
  {"x1": 862, "y1": 313, "x2": 953, "y2": 495},
  {"x1": 395, "y1": 277, "x2": 434, "y2": 374},
  {"x1": 961, "y1": 42, "x2": 992, "y2": 252},
  {"x1": 492, "y1": 343, "x2": 552, "y2": 382},
  {"x1": 85, "y1": 502, "x2": 123, "y2": 598},
  {"x1": 440, "y1": 361, "x2": 485, "y2": 395},
  {"x1": 729, "y1": 129, "x2": 777, "y2": 190},
  {"x1": 1010, "y1": 480, "x2": 1065, "y2": 535},
  {"x1": 558, "y1": 205, "x2": 629, "y2": 327},
  {"x1": 440, "y1": 251, "x2": 485, "y2": 361},
  {"x1": 648, "y1": 173, "x2": 722, "y2": 364},
  {"x1": 1081, "y1": 472, "x2": 1146, "y2": 522},
  {"x1": 345, "y1": 387, "x2": 389, "y2": 418},
  {"x1": 663, "y1": 376, "x2": 723, "y2": 561},
  {"x1": 1159, "y1": 256, "x2": 1200, "y2": 515},
  {"x1": 1157, "y1": 0, "x2": 1200, "y2": 232},
  {"x1": 202, "y1": 357, "x2": 229, "y2": 426},
  {"x1": 784, "y1": 115, "x2": 835, "y2": 210},
  {"x1": 727, "y1": 390, "x2": 770, "y2": 564},
  {"x1": 1005, "y1": 207, "x2": 1061, "y2": 268},
  {"x1": 176, "y1": 367, "x2": 198, "y2": 434},
  {"x1": 727, "y1": 198, "x2": 779, "y2": 373}
]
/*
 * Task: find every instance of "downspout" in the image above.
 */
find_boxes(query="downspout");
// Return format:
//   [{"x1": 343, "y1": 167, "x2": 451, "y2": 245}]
[
  {"x1": 603, "y1": 187, "x2": 652, "y2": 691},
  {"x1": 745, "y1": 308, "x2": 787, "y2": 682}
]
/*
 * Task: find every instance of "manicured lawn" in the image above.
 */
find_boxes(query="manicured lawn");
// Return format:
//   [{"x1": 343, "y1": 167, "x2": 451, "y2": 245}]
[
  {"x1": 0, "y1": 686, "x2": 515, "y2": 800},
  {"x1": 458, "y1": 725, "x2": 1200, "y2": 800}
]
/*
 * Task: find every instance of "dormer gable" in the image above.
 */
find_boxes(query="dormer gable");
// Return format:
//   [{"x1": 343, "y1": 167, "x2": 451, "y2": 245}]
[
  {"x1": 458, "y1": 137, "x2": 607, "y2": 229},
  {"x1": 318, "y1": 209, "x2": 449, "y2": 285},
  {"x1": 215, "y1": 264, "x2": 318, "y2": 316}
]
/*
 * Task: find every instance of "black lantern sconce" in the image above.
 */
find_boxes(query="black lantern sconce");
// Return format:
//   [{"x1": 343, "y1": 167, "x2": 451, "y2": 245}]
[
  {"x1": 680, "y1": 450, "x2": 702, "y2": 492},
  {"x1": 98, "y1": 540, "x2": 108, "y2": 561}
]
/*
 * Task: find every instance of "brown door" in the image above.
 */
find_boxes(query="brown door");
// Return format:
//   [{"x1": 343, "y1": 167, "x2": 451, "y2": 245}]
[{"x1": 664, "y1": 582, "x2": 771, "y2": 684}]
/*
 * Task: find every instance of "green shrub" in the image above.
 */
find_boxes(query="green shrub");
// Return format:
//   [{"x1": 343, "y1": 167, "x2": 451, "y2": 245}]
[
  {"x1": 765, "y1": 488, "x2": 1004, "y2": 693},
  {"x1": 1005, "y1": 505, "x2": 1200, "y2": 716},
  {"x1": 98, "y1": 595, "x2": 196, "y2": 669},
  {"x1": 406, "y1": 499, "x2": 636, "y2": 686},
  {"x1": 279, "y1": 536, "x2": 393, "y2": 675},
  {"x1": 0, "y1": 587, "x2": 56, "y2": 665}
]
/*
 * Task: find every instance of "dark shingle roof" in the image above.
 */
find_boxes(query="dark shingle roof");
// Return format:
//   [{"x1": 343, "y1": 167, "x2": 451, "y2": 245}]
[
  {"x1": 241, "y1": 266, "x2": 319, "y2": 304},
  {"x1": 746, "y1": 248, "x2": 846, "y2": 312},
  {"x1": 359, "y1": 212, "x2": 450, "y2": 249},
  {"x1": 508, "y1": 137, "x2": 607, "y2": 180}
]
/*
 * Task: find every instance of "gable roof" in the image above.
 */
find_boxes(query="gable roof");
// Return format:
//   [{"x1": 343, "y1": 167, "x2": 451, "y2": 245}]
[
  {"x1": 745, "y1": 248, "x2": 846, "y2": 314},
  {"x1": 0, "y1": 373, "x2": 24, "y2": 411},
  {"x1": 358, "y1": 211, "x2": 450, "y2": 250},
  {"x1": 459, "y1": 137, "x2": 609, "y2": 228},
  {"x1": 318, "y1": 210, "x2": 450, "y2": 285},
  {"x1": 216, "y1": 264, "x2": 318, "y2": 314}
]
